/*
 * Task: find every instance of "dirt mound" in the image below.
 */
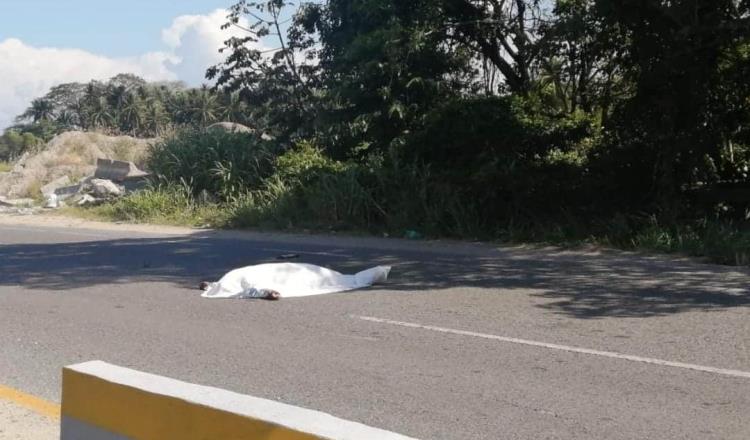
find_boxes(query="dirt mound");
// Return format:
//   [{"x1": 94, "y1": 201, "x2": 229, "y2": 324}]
[{"x1": 0, "y1": 131, "x2": 153, "y2": 198}]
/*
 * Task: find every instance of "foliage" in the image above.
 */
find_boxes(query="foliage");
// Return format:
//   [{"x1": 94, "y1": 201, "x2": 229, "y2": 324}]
[
  {"x1": 147, "y1": 128, "x2": 278, "y2": 200},
  {"x1": 81, "y1": 184, "x2": 226, "y2": 227},
  {"x1": 7, "y1": 74, "x2": 250, "y2": 142},
  {"x1": 0, "y1": 129, "x2": 44, "y2": 161},
  {"x1": 19, "y1": 0, "x2": 750, "y2": 265}
]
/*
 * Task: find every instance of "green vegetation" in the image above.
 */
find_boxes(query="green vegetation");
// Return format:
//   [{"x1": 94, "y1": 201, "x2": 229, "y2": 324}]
[
  {"x1": 0, "y1": 162, "x2": 11, "y2": 173},
  {"x1": 0, "y1": 129, "x2": 44, "y2": 161},
  {"x1": 0, "y1": 74, "x2": 250, "y2": 161},
  {"x1": 20, "y1": 0, "x2": 750, "y2": 265},
  {"x1": 73, "y1": 184, "x2": 226, "y2": 227}
]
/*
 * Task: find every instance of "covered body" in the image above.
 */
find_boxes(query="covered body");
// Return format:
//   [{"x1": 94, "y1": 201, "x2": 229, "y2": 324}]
[{"x1": 201, "y1": 263, "x2": 391, "y2": 299}]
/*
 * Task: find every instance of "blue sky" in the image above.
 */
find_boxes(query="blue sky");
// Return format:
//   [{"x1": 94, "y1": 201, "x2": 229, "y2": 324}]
[
  {"x1": 0, "y1": 0, "x2": 233, "y2": 56},
  {"x1": 0, "y1": 1, "x2": 274, "y2": 129}
]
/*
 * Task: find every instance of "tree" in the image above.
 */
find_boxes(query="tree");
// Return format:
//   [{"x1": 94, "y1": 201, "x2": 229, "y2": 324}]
[
  {"x1": 439, "y1": 0, "x2": 550, "y2": 94},
  {"x1": 142, "y1": 100, "x2": 170, "y2": 137},
  {"x1": 17, "y1": 98, "x2": 56, "y2": 123},
  {"x1": 189, "y1": 89, "x2": 220, "y2": 126},
  {"x1": 118, "y1": 93, "x2": 145, "y2": 135},
  {"x1": 86, "y1": 96, "x2": 115, "y2": 130},
  {"x1": 596, "y1": 0, "x2": 750, "y2": 212}
]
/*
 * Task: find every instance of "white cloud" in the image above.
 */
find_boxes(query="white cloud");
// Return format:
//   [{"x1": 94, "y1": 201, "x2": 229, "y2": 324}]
[
  {"x1": 0, "y1": 38, "x2": 176, "y2": 129},
  {"x1": 0, "y1": 9, "x2": 260, "y2": 130},
  {"x1": 161, "y1": 9, "x2": 255, "y2": 86}
]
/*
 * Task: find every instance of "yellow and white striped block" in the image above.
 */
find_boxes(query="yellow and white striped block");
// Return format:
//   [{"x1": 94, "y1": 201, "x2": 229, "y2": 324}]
[{"x1": 61, "y1": 361, "x2": 417, "y2": 440}]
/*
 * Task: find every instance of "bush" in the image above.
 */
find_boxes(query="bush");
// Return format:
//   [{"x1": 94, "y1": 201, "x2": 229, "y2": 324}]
[
  {"x1": 405, "y1": 96, "x2": 596, "y2": 224},
  {"x1": 147, "y1": 128, "x2": 278, "y2": 200},
  {"x1": 227, "y1": 143, "x2": 378, "y2": 230},
  {"x1": 226, "y1": 142, "x2": 486, "y2": 237},
  {"x1": 0, "y1": 129, "x2": 44, "y2": 162}
]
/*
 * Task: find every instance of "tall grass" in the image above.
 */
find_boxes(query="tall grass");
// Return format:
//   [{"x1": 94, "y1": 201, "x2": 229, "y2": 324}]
[
  {"x1": 75, "y1": 132, "x2": 750, "y2": 266},
  {"x1": 84, "y1": 184, "x2": 226, "y2": 227},
  {"x1": 147, "y1": 128, "x2": 277, "y2": 200},
  {"x1": 0, "y1": 162, "x2": 11, "y2": 172},
  {"x1": 222, "y1": 144, "x2": 486, "y2": 237}
]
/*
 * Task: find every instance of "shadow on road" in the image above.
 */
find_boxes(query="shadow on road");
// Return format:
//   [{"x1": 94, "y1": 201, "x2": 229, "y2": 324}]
[{"x1": 1, "y1": 231, "x2": 747, "y2": 319}]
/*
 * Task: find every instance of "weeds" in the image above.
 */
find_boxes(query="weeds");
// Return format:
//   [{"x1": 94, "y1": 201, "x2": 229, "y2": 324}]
[
  {"x1": 75, "y1": 132, "x2": 750, "y2": 266},
  {"x1": 80, "y1": 184, "x2": 227, "y2": 227},
  {"x1": 147, "y1": 128, "x2": 277, "y2": 200}
]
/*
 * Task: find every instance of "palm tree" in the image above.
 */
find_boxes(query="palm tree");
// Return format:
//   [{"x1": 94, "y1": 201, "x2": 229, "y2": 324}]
[
  {"x1": 55, "y1": 110, "x2": 79, "y2": 129},
  {"x1": 17, "y1": 99, "x2": 55, "y2": 123},
  {"x1": 166, "y1": 91, "x2": 190, "y2": 125},
  {"x1": 86, "y1": 96, "x2": 114, "y2": 131},
  {"x1": 190, "y1": 89, "x2": 220, "y2": 127},
  {"x1": 118, "y1": 93, "x2": 145, "y2": 135},
  {"x1": 142, "y1": 101, "x2": 169, "y2": 137}
]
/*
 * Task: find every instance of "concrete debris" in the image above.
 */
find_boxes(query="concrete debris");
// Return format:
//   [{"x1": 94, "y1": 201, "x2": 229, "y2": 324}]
[
  {"x1": 94, "y1": 159, "x2": 150, "y2": 182},
  {"x1": 0, "y1": 132, "x2": 157, "y2": 213},
  {"x1": 76, "y1": 194, "x2": 100, "y2": 206},
  {"x1": 88, "y1": 179, "x2": 123, "y2": 198},
  {"x1": 0, "y1": 131, "x2": 151, "y2": 199},
  {"x1": 44, "y1": 193, "x2": 60, "y2": 209},
  {"x1": 54, "y1": 183, "x2": 84, "y2": 201}
]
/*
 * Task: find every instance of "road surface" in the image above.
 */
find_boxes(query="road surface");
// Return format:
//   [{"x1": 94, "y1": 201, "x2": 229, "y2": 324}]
[{"x1": 1, "y1": 216, "x2": 749, "y2": 439}]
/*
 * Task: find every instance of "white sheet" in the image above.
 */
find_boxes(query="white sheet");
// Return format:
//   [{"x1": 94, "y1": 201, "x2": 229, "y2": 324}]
[{"x1": 201, "y1": 263, "x2": 391, "y2": 299}]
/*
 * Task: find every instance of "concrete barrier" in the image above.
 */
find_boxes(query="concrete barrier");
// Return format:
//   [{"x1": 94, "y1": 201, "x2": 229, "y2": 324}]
[
  {"x1": 94, "y1": 159, "x2": 149, "y2": 182},
  {"x1": 61, "y1": 361, "x2": 418, "y2": 440}
]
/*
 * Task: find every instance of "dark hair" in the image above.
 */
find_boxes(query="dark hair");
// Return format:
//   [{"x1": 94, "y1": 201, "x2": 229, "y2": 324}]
[{"x1": 199, "y1": 281, "x2": 210, "y2": 291}]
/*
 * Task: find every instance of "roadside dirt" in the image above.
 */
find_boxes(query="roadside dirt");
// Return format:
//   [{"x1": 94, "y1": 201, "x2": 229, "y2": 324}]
[{"x1": 0, "y1": 400, "x2": 58, "y2": 440}]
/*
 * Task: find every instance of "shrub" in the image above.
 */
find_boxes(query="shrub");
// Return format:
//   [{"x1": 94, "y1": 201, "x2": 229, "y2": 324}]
[
  {"x1": 147, "y1": 128, "x2": 277, "y2": 200},
  {"x1": 405, "y1": 96, "x2": 596, "y2": 224},
  {"x1": 227, "y1": 143, "x2": 378, "y2": 230}
]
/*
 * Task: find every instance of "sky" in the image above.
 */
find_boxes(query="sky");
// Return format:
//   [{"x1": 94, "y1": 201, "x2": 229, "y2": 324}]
[{"x1": 0, "y1": 0, "x2": 263, "y2": 130}]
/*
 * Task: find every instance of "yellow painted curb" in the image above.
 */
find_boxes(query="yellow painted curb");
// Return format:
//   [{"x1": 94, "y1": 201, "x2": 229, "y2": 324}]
[
  {"x1": 62, "y1": 361, "x2": 418, "y2": 440},
  {"x1": 63, "y1": 368, "x2": 318, "y2": 440},
  {"x1": 0, "y1": 383, "x2": 61, "y2": 420}
]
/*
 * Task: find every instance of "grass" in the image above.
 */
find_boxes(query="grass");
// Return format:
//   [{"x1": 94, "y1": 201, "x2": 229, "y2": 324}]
[
  {"x1": 67, "y1": 182, "x2": 750, "y2": 267},
  {"x1": 0, "y1": 162, "x2": 11, "y2": 172},
  {"x1": 64, "y1": 136, "x2": 750, "y2": 266},
  {"x1": 626, "y1": 220, "x2": 750, "y2": 265},
  {"x1": 66, "y1": 185, "x2": 228, "y2": 228}
]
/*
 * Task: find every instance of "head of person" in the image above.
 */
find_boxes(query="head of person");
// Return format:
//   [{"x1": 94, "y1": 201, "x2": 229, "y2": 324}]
[{"x1": 199, "y1": 281, "x2": 211, "y2": 291}]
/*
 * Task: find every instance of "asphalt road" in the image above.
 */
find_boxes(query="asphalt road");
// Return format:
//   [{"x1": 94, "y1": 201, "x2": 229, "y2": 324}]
[{"x1": 1, "y1": 218, "x2": 749, "y2": 439}]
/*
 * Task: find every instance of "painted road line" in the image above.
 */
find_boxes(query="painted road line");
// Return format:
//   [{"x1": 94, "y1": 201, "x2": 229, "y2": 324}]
[
  {"x1": 260, "y1": 247, "x2": 351, "y2": 257},
  {"x1": 356, "y1": 315, "x2": 750, "y2": 380},
  {"x1": 0, "y1": 383, "x2": 61, "y2": 420}
]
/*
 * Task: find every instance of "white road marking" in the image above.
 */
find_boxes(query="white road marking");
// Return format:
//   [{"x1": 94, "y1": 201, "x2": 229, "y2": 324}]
[
  {"x1": 356, "y1": 315, "x2": 750, "y2": 379},
  {"x1": 260, "y1": 247, "x2": 350, "y2": 257}
]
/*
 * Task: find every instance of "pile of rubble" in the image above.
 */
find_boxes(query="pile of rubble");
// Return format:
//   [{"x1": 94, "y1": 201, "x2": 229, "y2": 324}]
[
  {"x1": 0, "y1": 131, "x2": 151, "y2": 199},
  {"x1": 41, "y1": 158, "x2": 151, "y2": 208},
  {"x1": 0, "y1": 157, "x2": 150, "y2": 214}
]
